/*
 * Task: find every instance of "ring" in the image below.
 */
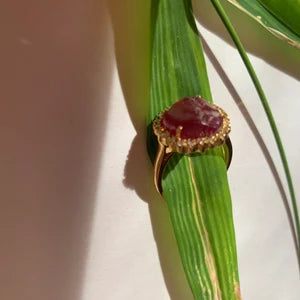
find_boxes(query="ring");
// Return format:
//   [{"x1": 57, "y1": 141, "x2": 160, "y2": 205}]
[{"x1": 152, "y1": 96, "x2": 232, "y2": 194}]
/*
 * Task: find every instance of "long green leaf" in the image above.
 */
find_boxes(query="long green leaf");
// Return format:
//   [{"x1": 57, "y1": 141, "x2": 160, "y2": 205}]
[
  {"x1": 148, "y1": 0, "x2": 241, "y2": 298},
  {"x1": 225, "y1": 0, "x2": 300, "y2": 49}
]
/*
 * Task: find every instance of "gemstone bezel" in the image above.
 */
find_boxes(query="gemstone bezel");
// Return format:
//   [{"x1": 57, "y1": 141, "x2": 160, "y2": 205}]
[{"x1": 153, "y1": 97, "x2": 231, "y2": 154}]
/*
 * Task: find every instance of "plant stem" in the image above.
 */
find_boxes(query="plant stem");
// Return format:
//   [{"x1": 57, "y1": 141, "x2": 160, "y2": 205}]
[{"x1": 210, "y1": 0, "x2": 300, "y2": 257}]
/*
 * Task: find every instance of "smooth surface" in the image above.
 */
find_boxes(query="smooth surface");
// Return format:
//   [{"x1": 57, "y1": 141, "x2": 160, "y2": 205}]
[{"x1": 0, "y1": 1, "x2": 299, "y2": 299}]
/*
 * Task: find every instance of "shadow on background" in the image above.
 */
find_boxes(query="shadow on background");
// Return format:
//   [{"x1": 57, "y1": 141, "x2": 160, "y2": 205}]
[
  {"x1": 0, "y1": 1, "x2": 113, "y2": 299},
  {"x1": 108, "y1": 0, "x2": 193, "y2": 299},
  {"x1": 193, "y1": 0, "x2": 300, "y2": 81}
]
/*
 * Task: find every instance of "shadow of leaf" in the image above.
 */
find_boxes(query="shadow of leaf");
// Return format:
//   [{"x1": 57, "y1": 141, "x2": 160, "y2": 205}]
[{"x1": 0, "y1": 0, "x2": 113, "y2": 299}]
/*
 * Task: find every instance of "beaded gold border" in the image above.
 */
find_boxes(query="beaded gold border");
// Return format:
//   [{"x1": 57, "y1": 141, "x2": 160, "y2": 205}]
[{"x1": 153, "y1": 102, "x2": 231, "y2": 154}]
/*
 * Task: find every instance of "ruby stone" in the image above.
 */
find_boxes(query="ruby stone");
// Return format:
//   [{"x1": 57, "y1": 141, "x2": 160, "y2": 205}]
[{"x1": 160, "y1": 96, "x2": 223, "y2": 139}]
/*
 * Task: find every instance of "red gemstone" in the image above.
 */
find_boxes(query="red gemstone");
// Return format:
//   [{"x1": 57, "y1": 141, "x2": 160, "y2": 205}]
[{"x1": 160, "y1": 96, "x2": 223, "y2": 139}]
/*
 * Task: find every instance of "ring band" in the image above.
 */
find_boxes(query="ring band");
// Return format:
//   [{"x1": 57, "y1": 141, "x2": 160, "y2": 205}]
[
  {"x1": 152, "y1": 96, "x2": 232, "y2": 195},
  {"x1": 154, "y1": 137, "x2": 232, "y2": 194}
]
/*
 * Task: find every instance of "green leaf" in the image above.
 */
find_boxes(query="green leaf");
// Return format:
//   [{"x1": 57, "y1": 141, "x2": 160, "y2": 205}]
[
  {"x1": 257, "y1": 0, "x2": 300, "y2": 36},
  {"x1": 148, "y1": 0, "x2": 241, "y2": 298},
  {"x1": 225, "y1": 0, "x2": 300, "y2": 49}
]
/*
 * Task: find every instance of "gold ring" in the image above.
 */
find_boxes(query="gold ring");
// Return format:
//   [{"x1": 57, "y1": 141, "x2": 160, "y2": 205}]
[{"x1": 152, "y1": 96, "x2": 232, "y2": 194}]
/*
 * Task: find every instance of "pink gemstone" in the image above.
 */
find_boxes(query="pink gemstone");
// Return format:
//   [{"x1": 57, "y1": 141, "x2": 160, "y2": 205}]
[{"x1": 160, "y1": 96, "x2": 223, "y2": 139}]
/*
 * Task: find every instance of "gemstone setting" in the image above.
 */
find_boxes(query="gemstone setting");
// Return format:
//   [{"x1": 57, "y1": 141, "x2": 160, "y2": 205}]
[{"x1": 153, "y1": 96, "x2": 231, "y2": 154}]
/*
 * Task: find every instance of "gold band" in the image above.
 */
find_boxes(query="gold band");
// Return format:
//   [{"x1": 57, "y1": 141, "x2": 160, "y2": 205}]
[{"x1": 154, "y1": 138, "x2": 232, "y2": 195}]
